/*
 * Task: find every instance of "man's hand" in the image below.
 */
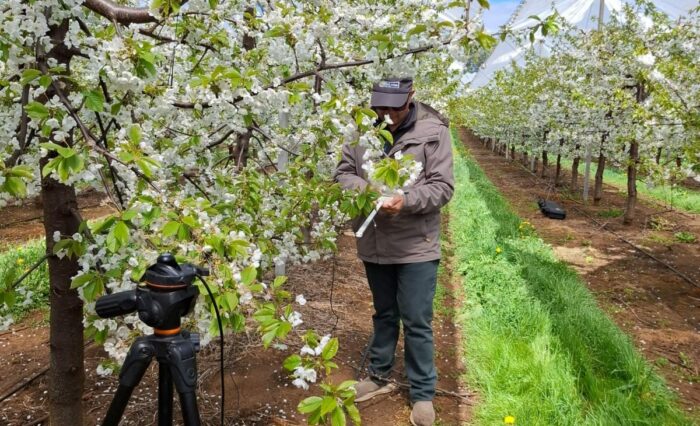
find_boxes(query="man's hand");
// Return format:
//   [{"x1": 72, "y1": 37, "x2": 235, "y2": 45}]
[{"x1": 381, "y1": 194, "x2": 404, "y2": 215}]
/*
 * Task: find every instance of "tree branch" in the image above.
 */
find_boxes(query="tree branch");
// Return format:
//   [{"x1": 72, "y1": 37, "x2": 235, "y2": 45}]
[
  {"x1": 83, "y1": 0, "x2": 163, "y2": 25},
  {"x1": 4, "y1": 85, "x2": 32, "y2": 168},
  {"x1": 171, "y1": 36, "x2": 458, "y2": 109}
]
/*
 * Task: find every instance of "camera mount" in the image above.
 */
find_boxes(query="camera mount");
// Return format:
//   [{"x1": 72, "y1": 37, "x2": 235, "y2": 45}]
[{"x1": 95, "y1": 253, "x2": 209, "y2": 426}]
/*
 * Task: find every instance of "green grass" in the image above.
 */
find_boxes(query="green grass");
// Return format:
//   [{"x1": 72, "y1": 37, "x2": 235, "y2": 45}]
[
  {"x1": 597, "y1": 208, "x2": 624, "y2": 218},
  {"x1": 449, "y1": 129, "x2": 691, "y2": 425},
  {"x1": 0, "y1": 240, "x2": 50, "y2": 327},
  {"x1": 559, "y1": 158, "x2": 700, "y2": 214}
]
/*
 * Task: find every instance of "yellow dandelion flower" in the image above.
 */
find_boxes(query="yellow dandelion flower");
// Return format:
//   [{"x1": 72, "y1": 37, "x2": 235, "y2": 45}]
[
  {"x1": 504, "y1": 415, "x2": 515, "y2": 424},
  {"x1": 496, "y1": 247, "x2": 502, "y2": 254},
  {"x1": 16, "y1": 258, "x2": 24, "y2": 265}
]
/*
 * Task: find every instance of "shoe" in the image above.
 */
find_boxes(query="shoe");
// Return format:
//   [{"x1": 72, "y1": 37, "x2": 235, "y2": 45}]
[
  {"x1": 353, "y1": 378, "x2": 397, "y2": 402},
  {"x1": 409, "y1": 401, "x2": 435, "y2": 426}
]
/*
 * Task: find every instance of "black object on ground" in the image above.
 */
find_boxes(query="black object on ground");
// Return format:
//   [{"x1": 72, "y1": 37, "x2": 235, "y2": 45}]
[{"x1": 538, "y1": 199, "x2": 566, "y2": 220}]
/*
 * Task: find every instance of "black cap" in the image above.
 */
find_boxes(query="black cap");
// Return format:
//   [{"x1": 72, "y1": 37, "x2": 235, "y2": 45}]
[{"x1": 371, "y1": 77, "x2": 413, "y2": 108}]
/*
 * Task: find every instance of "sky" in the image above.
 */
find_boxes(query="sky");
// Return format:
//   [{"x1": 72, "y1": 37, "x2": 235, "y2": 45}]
[{"x1": 480, "y1": 0, "x2": 521, "y2": 31}]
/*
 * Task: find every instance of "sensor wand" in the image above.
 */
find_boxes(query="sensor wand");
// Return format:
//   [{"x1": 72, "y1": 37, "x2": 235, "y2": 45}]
[{"x1": 355, "y1": 199, "x2": 384, "y2": 238}]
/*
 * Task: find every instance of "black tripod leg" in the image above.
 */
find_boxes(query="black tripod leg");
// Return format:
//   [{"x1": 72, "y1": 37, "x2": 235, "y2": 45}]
[
  {"x1": 158, "y1": 363, "x2": 174, "y2": 426},
  {"x1": 103, "y1": 338, "x2": 154, "y2": 426},
  {"x1": 167, "y1": 339, "x2": 201, "y2": 426}
]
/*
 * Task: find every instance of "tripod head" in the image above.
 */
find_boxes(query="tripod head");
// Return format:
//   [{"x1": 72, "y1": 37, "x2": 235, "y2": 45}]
[{"x1": 96, "y1": 254, "x2": 209, "y2": 334}]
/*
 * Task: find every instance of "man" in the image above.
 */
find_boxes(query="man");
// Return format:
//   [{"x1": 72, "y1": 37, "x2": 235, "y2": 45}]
[{"x1": 333, "y1": 77, "x2": 454, "y2": 426}]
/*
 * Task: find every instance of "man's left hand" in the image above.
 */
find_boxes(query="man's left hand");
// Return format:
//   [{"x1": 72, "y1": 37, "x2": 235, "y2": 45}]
[{"x1": 381, "y1": 195, "x2": 404, "y2": 215}]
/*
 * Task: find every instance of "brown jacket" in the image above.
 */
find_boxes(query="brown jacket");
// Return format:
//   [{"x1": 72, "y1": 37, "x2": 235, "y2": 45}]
[{"x1": 333, "y1": 102, "x2": 454, "y2": 264}]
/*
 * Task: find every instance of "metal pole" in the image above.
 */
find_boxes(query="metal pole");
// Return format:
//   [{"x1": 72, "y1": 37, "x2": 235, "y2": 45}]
[{"x1": 584, "y1": 0, "x2": 604, "y2": 202}]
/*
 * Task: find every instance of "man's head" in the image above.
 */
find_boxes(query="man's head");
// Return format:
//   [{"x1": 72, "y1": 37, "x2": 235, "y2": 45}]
[{"x1": 371, "y1": 77, "x2": 415, "y2": 128}]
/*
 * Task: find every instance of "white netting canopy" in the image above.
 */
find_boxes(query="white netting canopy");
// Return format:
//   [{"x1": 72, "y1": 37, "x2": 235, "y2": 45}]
[{"x1": 469, "y1": 0, "x2": 699, "y2": 88}]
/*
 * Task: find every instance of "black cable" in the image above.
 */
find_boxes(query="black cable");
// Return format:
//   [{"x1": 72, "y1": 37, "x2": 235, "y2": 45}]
[
  {"x1": 10, "y1": 254, "x2": 48, "y2": 289},
  {"x1": 196, "y1": 275, "x2": 225, "y2": 426},
  {"x1": 329, "y1": 253, "x2": 339, "y2": 334}
]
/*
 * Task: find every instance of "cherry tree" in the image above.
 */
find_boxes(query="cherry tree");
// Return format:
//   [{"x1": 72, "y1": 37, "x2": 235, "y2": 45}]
[{"x1": 0, "y1": 0, "x2": 519, "y2": 423}]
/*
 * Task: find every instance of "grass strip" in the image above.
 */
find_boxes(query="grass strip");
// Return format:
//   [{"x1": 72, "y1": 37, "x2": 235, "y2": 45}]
[
  {"x1": 558, "y1": 158, "x2": 700, "y2": 214},
  {"x1": 449, "y1": 129, "x2": 691, "y2": 425},
  {"x1": 0, "y1": 240, "x2": 49, "y2": 328}
]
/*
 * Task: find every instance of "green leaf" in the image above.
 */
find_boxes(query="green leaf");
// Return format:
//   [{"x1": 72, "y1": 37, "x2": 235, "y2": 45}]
[
  {"x1": 128, "y1": 125, "x2": 142, "y2": 144},
  {"x1": 475, "y1": 31, "x2": 497, "y2": 50},
  {"x1": 112, "y1": 221, "x2": 129, "y2": 247},
  {"x1": 39, "y1": 75, "x2": 52, "y2": 88},
  {"x1": 320, "y1": 396, "x2": 337, "y2": 416},
  {"x1": 321, "y1": 337, "x2": 339, "y2": 360},
  {"x1": 71, "y1": 273, "x2": 94, "y2": 289},
  {"x1": 121, "y1": 209, "x2": 138, "y2": 221},
  {"x1": 3, "y1": 176, "x2": 26, "y2": 197},
  {"x1": 83, "y1": 89, "x2": 105, "y2": 112},
  {"x1": 25, "y1": 102, "x2": 49, "y2": 120},
  {"x1": 223, "y1": 291, "x2": 238, "y2": 310},
  {"x1": 283, "y1": 354, "x2": 301, "y2": 371},
  {"x1": 330, "y1": 406, "x2": 346, "y2": 426},
  {"x1": 298, "y1": 396, "x2": 323, "y2": 414},
  {"x1": 337, "y1": 380, "x2": 357, "y2": 391},
  {"x1": 378, "y1": 129, "x2": 393, "y2": 144},
  {"x1": 272, "y1": 275, "x2": 287, "y2": 289},
  {"x1": 90, "y1": 216, "x2": 116, "y2": 234},
  {"x1": 406, "y1": 24, "x2": 427, "y2": 37},
  {"x1": 20, "y1": 69, "x2": 42, "y2": 85},
  {"x1": 261, "y1": 327, "x2": 277, "y2": 348},
  {"x1": 241, "y1": 265, "x2": 256, "y2": 285},
  {"x1": 346, "y1": 404, "x2": 361, "y2": 424},
  {"x1": 177, "y1": 222, "x2": 190, "y2": 240},
  {"x1": 45, "y1": 142, "x2": 75, "y2": 159},
  {"x1": 264, "y1": 25, "x2": 287, "y2": 38},
  {"x1": 7, "y1": 165, "x2": 33, "y2": 179},
  {"x1": 477, "y1": 0, "x2": 490, "y2": 9},
  {"x1": 162, "y1": 221, "x2": 181, "y2": 237}
]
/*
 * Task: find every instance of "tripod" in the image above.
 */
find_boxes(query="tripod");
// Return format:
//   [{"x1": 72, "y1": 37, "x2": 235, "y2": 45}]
[
  {"x1": 95, "y1": 254, "x2": 209, "y2": 426},
  {"x1": 102, "y1": 330, "x2": 201, "y2": 426}
]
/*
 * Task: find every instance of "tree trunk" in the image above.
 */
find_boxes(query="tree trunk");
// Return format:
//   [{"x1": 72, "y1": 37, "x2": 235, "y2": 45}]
[
  {"x1": 522, "y1": 151, "x2": 529, "y2": 168},
  {"x1": 625, "y1": 83, "x2": 647, "y2": 224},
  {"x1": 41, "y1": 157, "x2": 83, "y2": 425},
  {"x1": 555, "y1": 153, "x2": 562, "y2": 186},
  {"x1": 232, "y1": 130, "x2": 252, "y2": 170},
  {"x1": 37, "y1": 17, "x2": 84, "y2": 425},
  {"x1": 571, "y1": 144, "x2": 581, "y2": 191},
  {"x1": 510, "y1": 146, "x2": 515, "y2": 162},
  {"x1": 623, "y1": 141, "x2": 639, "y2": 224},
  {"x1": 655, "y1": 147, "x2": 662, "y2": 165},
  {"x1": 541, "y1": 150, "x2": 548, "y2": 178},
  {"x1": 571, "y1": 156, "x2": 580, "y2": 191},
  {"x1": 593, "y1": 153, "x2": 606, "y2": 205},
  {"x1": 532, "y1": 155, "x2": 538, "y2": 174}
]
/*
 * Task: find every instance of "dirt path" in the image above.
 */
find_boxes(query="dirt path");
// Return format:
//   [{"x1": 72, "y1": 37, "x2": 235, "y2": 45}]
[
  {"x1": 0, "y1": 232, "x2": 471, "y2": 425},
  {"x1": 459, "y1": 128, "x2": 700, "y2": 415},
  {"x1": 0, "y1": 189, "x2": 114, "y2": 248}
]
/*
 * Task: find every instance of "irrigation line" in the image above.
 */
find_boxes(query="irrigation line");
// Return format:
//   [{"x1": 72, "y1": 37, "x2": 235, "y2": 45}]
[
  {"x1": 0, "y1": 340, "x2": 94, "y2": 404},
  {"x1": 349, "y1": 362, "x2": 473, "y2": 402},
  {"x1": 498, "y1": 149, "x2": 700, "y2": 290},
  {"x1": 10, "y1": 254, "x2": 48, "y2": 289},
  {"x1": 0, "y1": 203, "x2": 106, "y2": 229}
]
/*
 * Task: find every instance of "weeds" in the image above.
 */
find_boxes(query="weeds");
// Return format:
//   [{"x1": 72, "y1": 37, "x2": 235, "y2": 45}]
[
  {"x1": 449, "y1": 129, "x2": 691, "y2": 425},
  {"x1": 0, "y1": 240, "x2": 49, "y2": 328},
  {"x1": 674, "y1": 231, "x2": 697, "y2": 244}
]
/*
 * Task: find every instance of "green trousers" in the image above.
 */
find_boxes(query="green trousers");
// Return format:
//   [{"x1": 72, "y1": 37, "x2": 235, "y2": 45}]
[{"x1": 363, "y1": 260, "x2": 439, "y2": 402}]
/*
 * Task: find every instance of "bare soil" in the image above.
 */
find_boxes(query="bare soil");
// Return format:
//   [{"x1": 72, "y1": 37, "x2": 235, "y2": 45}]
[
  {"x1": 0, "y1": 228, "x2": 471, "y2": 424},
  {"x1": 460, "y1": 128, "x2": 700, "y2": 416},
  {"x1": 0, "y1": 189, "x2": 114, "y2": 248}
]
